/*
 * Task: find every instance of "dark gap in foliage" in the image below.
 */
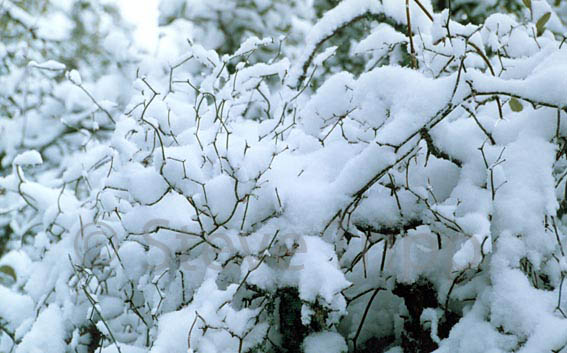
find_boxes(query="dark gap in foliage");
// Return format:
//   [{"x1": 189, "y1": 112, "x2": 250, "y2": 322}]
[
  {"x1": 393, "y1": 279, "x2": 460, "y2": 352},
  {"x1": 278, "y1": 287, "x2": 308, "y2": 353}
]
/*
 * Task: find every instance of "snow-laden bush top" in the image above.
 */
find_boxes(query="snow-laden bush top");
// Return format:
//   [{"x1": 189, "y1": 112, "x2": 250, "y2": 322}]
[{"x1": 1, "y1": 0, "x2": 567, "y2": 352}]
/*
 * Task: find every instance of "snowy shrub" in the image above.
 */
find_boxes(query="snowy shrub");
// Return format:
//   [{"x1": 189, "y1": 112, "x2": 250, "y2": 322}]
[
  {"x1": 0, "y1": 0, "x2": 134, "y2": 171},
  {"x1": 1, "y1": 0, "x2": 567, "y2": 352},
  {"x1": 157, "y1": 0, "x2": 315, "y2": 61}
]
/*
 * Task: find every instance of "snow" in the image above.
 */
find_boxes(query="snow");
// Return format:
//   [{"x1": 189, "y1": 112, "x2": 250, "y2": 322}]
[
  {"x1": 288, "y1": 236, "x2": 350, "y2": 306},
  {"x1": 67, "y1": 69, "x2": 82, "y2": 85},
  {"x1": 150, "y1": 269, "x2": 238, "y2": 353},
  {"x1": 354, "y1": 24, "x2": 407, "y2": 56},
  {"x1": 233, "y1": 36, "x2": 273, "y2": 57},
  {"x1": 0, "y1": 286, "x2": 34, "y2": 328},
  {"x1": 118, "y1": 241, "x2": 148, "y2": 280},
  {"x1": 126, "y1": 165, "x2": 169, "y2": 204},
  {"x1": 468, "y1": 51, "x2": 567, "y2": 106},
  {"x1": 101, "y1": 344, "x2": 147, "y2": 353},
  {"x1": 1, "y1": 0, "x2": 35, "y2": 28},
  {"x1": 490, "y1": 267, "x2": 567, "y2": 351},
  {"x1": 288, "y1": 0, "x2": 381, "y2": 86},
  {"x1": 355, "y1": 66, "x2": 454, "y2": 146},
  {"x1": 313, "y1": 46, "x2": 338, "y2": 66},
  {"x1": 3, "y1": 0, "x2": 567, "y2": 352},
  {"x1": 531, "y1": 0, "x2": 566, "y2": 34},
  {"x1": 435, "y1": 298, "x2": 518, "y2": 353},
  {"x1": 234, "y1": 59, "x2": 290, "y2": 90},
  {"x1": 493, "y1": 135, "x2": 557, "y2": 266},
  {"x1": 112, "y1": 0, "x2": 159, "y2": 52},
  {"x1": 16, "y1": 305, "x2": 65, "y2": 353},
  {"x1": 13, "y1": 150, "x2": 43, "y2": 166},
  {"x1": 204, "y1": 174, "x2": 237, "y2": 221},
  {"x1": 382, "y1": 0, "x2": 433, "y2": 32},
  {"x1": 121, "y1": 192, "x2": 199, "y2": 234},
  {"x1": 0, "y1": 250, "x2": 32, "y2": 286},
  {"x1": 303, "y1": 331, "x2": 348, "y2": 353},
  {"x1": 300, "y1": 71, "x2": 355, "y2": 136},
  {"x1": 36, "y1": 12, "x2": 74, "y2": 41},
  {"x1": 421, "y1": 308, "x2": 441, "y2": 344},
  {"x1": 28, "y1": 60, "x2": 66, "y2": 71}
]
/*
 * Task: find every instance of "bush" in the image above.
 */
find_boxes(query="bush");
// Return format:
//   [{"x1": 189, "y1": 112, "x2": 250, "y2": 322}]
[{"x1": 1, "y1": 0, "x2": 567, "y2": 352}]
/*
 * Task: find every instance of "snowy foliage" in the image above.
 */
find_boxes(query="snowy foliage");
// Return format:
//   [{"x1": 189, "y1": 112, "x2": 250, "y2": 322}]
[{"x1": 1, "y1": 0, "x2": 567, "y2": 352}]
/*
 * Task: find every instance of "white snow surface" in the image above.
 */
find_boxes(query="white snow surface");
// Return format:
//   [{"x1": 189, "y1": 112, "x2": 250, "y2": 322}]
[{"x1": 2, "y1": 0, "x2": 567, "y2": 352}]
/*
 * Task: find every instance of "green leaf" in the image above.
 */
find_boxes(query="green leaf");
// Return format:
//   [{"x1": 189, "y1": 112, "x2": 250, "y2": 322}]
[
  {"x1": 0, "y1": 265, "x2": 16, "y2": 282},
  {"x1": 536, "y1": 12, "x2": 551, "y2": 36},
  {"x1": 522, "y1": 0, "x2": 531, "y2": 9},
  {"x1": 509, "y1": 98, "x2": 523, "y2": 112}
]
